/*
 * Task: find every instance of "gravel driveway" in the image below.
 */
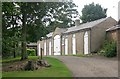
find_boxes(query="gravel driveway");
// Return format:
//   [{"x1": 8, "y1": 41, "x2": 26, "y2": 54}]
[{"x1": 51, "y1": 56, "x2": 118, "y2": 77}]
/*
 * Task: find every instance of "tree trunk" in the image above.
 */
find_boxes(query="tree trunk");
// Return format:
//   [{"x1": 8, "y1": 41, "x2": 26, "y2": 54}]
[{"x1": 21, "y1": 3, "x2": 28, "y2": 60}]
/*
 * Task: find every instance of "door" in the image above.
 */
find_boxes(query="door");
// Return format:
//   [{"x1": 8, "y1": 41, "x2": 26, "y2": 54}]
[
  {"x1": 54, "y1": 35, "x2": 61, "y2": 55},
  {"x1": 84, "y1": 32, "x2": 89, "y2": 54},
  {"x1": 44, "y1": 42, "x2": 46, "y2": 55},
  {"x1": 65, "y1": 38, "x2": 68, "y2": 55},
  {"x1": 38, "y1": 43, "x2": 40, "y2": 56},
  {"x1": 49, "y1": 41, "x2": 52, "y2": 55},
  {"x1": 72, "y1": 34, "x2": 76, "y2": 54}
]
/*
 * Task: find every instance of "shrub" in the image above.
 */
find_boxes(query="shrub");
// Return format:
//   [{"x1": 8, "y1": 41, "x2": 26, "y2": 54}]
[
  {"x1": 99, "y1": 40, "x2": 117, "y2": 57},
  {"x1": 27, "y1": 49, "x2": 36, "y2": 56}
]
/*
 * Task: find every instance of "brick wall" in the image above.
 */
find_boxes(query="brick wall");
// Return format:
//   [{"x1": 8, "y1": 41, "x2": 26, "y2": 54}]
[
  {"x1": 76, "y1": 31, "x2": 84, "y2": 54},
  {"x1": 68, "y1": 34, "x2": 72, "y2": 55},
  {"x1": 91, "y1": 17, "x2": 117, "y2": 52},
  {"x1": 106, "y1": 30, "x2": 117, "y2": 42}
]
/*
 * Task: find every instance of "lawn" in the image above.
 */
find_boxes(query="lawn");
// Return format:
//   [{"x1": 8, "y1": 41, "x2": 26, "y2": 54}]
[{"x1": 2, "y1": 56, "x2": 72, "y2": 77}]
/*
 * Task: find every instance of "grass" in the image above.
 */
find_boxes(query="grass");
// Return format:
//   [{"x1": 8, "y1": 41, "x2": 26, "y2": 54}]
[
  {"x1": 2, "y1": 56, "x2": 72, "y2": 77},
  {"x1": 1, "y1": 57, "x2": 21, "y2": 63}
]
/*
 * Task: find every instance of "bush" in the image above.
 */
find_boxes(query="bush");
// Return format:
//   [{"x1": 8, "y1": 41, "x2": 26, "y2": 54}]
[
  {"x1": 99, "y1": 40, "x2": 117, "y2": 57},
  {"x1": 27, "y1": 49, "x2": 36, "y2": 56}
]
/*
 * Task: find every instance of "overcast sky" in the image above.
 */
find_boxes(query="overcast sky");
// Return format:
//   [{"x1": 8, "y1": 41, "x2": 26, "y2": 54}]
[{"x1": 73, "y1": 0, "x2": 119, "y2": 21}]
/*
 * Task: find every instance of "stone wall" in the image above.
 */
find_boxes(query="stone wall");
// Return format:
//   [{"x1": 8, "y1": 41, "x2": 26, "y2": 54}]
[
  {"x1": 76, "y1": 31, "x2": 84, "y2": 54},
  {"x1": 68, "y1": 34, "x2": 73, "y2": 55},
  {"x1": 61, "y1": 35, "x2": 65, "y2": 55},
  {"x1": 91, "y1": 17, "x2": 117, "y2": 52},
  {"x1": 106, "y1": 30, "x2": 117, "y2": 42}
]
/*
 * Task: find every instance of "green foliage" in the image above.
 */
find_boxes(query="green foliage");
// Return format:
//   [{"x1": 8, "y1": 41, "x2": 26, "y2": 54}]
[
  {"x1": 2, "y1": 2, "x2": 78, "y2": 59},
  {"x1": 80, "y1": 2, "x2": 107, "y2": 23},
  {"x1": 99, "y1": 41, "x2": 117, "y2": 57},
  {"x1": 27, "y1": 49, "x2": 36, "y2": 56},
  {"x1": 2, "y1": 2, "x2": 22, "y2": 58}
]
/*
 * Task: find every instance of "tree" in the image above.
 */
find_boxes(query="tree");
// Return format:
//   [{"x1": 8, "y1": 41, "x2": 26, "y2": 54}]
[
  {"x1": 2, "y1": 2, "x2": 78, "y2": 59},
  {"x1": 2, "y1": 2, "x2": 21, "y2": 58},
  {"x1": 80, "y1": 2, "x2": 107, "y2": 23},
  {"x1": 43, "y1": 2, "x2": 79, "y2": 32},
  {"x1": 19, "y1": 2, "x2": 78, "y2": 60}
]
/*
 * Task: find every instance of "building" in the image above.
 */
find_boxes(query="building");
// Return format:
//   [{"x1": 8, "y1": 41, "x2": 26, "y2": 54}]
[
  {"x1": 117, "y1": 1, "x2": 120, "y2": 58},
  {"x1": 106, "y1": 25, "x2": 119, "y2": 42},
  {"x1": 27, "y1": 43, "x2": 37, "y2": 56},
  {"x1": 37, "y1": 17, "x2": 117, "y2": 56}
]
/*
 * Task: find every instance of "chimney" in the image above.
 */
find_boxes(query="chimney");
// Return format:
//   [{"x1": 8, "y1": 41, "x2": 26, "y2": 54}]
[{"x1": 75, "y1": 19, "x2": 80, "y2": 26}]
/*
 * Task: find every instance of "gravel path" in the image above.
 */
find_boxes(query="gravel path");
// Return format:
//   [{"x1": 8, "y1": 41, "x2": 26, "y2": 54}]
[{"x1": 51, "y1": 56, "x2": 118, "y2": 77}]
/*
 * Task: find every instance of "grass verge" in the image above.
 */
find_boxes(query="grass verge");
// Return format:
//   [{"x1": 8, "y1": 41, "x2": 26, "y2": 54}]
[{"x1": 2, "y1": 56, "x2": 72, "y2": 77}]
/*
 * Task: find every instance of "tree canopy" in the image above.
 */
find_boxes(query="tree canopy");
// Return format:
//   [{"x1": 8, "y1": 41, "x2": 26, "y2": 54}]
[
  {"x1": 80, "y1": 2, "x2": 107, "y2": 23},
  {"x1": 2, "y1": 2, "x2": 79, "y2": 59}
]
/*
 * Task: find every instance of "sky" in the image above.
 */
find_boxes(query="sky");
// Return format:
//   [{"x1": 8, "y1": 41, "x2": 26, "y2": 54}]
[{"x1": 73, "y1": 0, "x2": 120, "y2": 21}]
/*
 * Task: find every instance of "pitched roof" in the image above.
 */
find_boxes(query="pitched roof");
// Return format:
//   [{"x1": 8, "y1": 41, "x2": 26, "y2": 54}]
[
  {"x1": 64, "y1": 17, "x2": 112, "y2": 33},
  {"x1": 27, "y1": 43, "x2": 37, "y2": 46},
  {"x1": 106, "y1": 25, "x2": 120, "y2": 31},
  {"x1": 46, "y1": 17, "x2": 115, "y2": 38}
]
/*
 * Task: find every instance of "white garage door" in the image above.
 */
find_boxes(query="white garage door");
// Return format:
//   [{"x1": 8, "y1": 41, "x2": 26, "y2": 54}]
[
  {"x1": 54, "y1": 35, "x2": 61, "y2": 55},
  {"x1": 84, "y1": 32, "x2": 89, "y2": 54},
  {"x1": 44, "y1": 42, "x2": 47, "y2": 56},
  {"x1": 49, "y1": 41, "x2": 52, "y2": 55},
  {"x1": 38, "y1": 43, "x2": 40, "y2": 56},
  {"x1": 65, "y1": 38, "x2": 68, "y2": 55},
  {"x1": 72, "y1": 34, "x2": 76, "y2": 55}
]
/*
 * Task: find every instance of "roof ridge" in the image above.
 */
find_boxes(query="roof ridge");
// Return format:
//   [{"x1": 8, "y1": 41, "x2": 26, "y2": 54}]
[
  {"x1": 64, "y1": 17, "x2": 111, "y2": 33},
  {"x1": 67, "y1": 17, "x2": 108, "y2": 29}
]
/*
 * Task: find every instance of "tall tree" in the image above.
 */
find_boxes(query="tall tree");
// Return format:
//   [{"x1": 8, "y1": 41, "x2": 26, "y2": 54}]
[
  {"x1": 43, "y1": 2, "x2": 79, "y2": 32},
  {"x1": 2, "y1": 2, "x2": 79, "y2": 59},
  {"x1": 80, "y1": 2, "x2": 107, "y2": 23},
  {"x1": 19, "y1": 2, "x2": 78, "y2": 60},
  {"x1": 2, "y1": 2, "x2": 21, "y2": 58},
  {"x1": 20, "y1": 3, "x2": 27, "y2": 60}
]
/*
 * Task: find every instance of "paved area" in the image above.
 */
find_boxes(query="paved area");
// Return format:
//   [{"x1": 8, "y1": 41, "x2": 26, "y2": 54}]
[{"x1": 51, "y1": 56, "x2": 118, "y2": 77}]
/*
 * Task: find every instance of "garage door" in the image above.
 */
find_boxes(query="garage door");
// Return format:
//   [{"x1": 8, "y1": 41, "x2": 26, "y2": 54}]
[
  {"x1": 38, "y1": 43, "x2": 40, "y2": 56},
  {"x1": 49, "y1": 41, "x2": 52, "y2": 55},
  {"x1": 65, "y1": 38, "x2": 68, "y2": 55},
  {"x1": 72, "y1": 34, "x2": 76, "y2": 55},
  {"x1": 54, "y1": 35, "x2": 61, "y2": 55},
  {"x1": 44, "y1": 41, "x2": 47, "y2": 55},
  {"x1": 84, "y1": 32, "x2": 89, "y2": 54}
]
